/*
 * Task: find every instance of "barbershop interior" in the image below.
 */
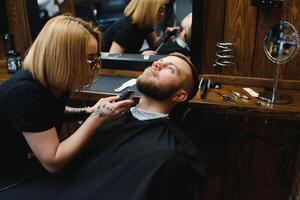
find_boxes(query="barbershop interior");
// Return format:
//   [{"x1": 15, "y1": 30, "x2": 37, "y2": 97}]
[{"x1": 0, "y1": 0, "x2": 300, "y2": 199}]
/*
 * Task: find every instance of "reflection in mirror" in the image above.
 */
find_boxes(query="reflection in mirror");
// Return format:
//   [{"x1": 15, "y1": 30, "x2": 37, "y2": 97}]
[
  {"x1": 100, "y1": 0, "x2": 192, "y2": 56},
  {"x1": 264, "y1": 21, "x2": 299, "y2": 64},
  {"x1": 258, "y1": 21, "x2": 300, "y2": 104},
  {"x1": 26, "y1": 0, "x2": 195, "y2": 71}
]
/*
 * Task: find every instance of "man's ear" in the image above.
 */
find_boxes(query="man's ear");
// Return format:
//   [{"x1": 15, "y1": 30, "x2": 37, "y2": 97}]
[{"x1": 172, "y1": 89, "x2": 188, "y2": 102}]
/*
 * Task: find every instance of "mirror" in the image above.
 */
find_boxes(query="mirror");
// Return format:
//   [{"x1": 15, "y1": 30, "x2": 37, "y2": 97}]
[
  {"x1": 26, "y1": 0, "x2": 198, "y2": 70},
  {"x1": 258, "y1": 21, "x2": 300, "y2": 104},
  {"x1": 264, "y1": 21, "x2": 299, "y2": 64}
]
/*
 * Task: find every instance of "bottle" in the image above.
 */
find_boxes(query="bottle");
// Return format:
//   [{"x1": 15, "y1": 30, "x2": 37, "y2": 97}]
[{"x1": 3, "y1": 33, "x2": 22, "y2": 73}]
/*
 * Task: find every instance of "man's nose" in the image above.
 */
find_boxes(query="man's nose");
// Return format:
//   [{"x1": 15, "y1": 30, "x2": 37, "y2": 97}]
[{"x1": 152, "y1": 61, "x2": 164, "y2": 70}]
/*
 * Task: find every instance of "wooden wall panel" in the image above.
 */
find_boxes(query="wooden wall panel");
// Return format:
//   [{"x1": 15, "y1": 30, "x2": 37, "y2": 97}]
[
  {"x1": 0, "y1": 0, "x2": 7, "y2": 62},
  {"x1": 251, "y1": 1, "x2": 300, "y2": 80},
  {"x1": 200, "y1": 0, "x2": 226, "y2": 74},
  {"x1": 201, "y1": 0, "x2": 300, "y2": 81},
  {"x1": 0, "y1": 41, "x2": 4, "y2": 62},
  {"x1": 283, "y1": 0, "x2": 300, "y2": 80},
  {"x1": 5, "y1": 0, "x2": 32, "y2": 58},
  {"x1": 251, "y1": 7, "x2": 282, "y2": 78},
  {"x1": 223, "y1": 0, "x2": 258, "y2": 76}
]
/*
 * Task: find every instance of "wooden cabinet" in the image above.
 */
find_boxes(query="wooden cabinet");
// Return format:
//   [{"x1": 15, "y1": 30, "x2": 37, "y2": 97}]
[
  {"x1": 179, "y1": 75, "x2": 300, "y2": 200},
  {"x1": 182, "y1": 110, "x2": 300, "y2": 200}
]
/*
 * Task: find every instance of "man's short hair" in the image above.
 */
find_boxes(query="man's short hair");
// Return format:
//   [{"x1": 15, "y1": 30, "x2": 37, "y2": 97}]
[{"x1": 168, "y1": 52, "x2": 199, "y2": 101}]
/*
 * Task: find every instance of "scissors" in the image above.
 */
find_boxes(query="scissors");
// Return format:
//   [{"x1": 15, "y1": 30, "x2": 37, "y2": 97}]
[{"x1": 215, "y1": 91, "x2": 236, "y2": 103}]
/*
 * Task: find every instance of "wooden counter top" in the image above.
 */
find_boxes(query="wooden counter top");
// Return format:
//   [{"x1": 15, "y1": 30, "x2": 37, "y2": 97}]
[
  {"x1": 71, "y1": 73, "x2": 300, "y2": 121},
  {"x1": 1, "y1": 69, "x2": 300, "y2": 120},
  {"x1": 191, "y1": 85, "x2": 300, "y2": 120},
  {"x1": 71, "y1": 84, "x2": 300, "y2": 120},
  {"x1": 0, "y1": 68, "x2": 9, "y2": 83}
]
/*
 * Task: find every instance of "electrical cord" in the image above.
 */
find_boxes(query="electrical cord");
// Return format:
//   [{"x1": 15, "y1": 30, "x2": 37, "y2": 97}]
[{"x1": 0, "y1": 168, "x2": 42, "y2": 193}]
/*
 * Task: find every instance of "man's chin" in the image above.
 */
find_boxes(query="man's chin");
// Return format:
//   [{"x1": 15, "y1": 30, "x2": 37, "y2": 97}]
[{"x1": 137, "y1": 81, "x2": 175, "y2": 102}]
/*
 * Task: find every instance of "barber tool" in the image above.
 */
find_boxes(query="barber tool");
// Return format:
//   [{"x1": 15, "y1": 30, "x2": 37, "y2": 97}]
[
  {"x1": 210, "y1": 82, "x2": 221, "y2": 89},
  {"x1": 227, "y1": 89, "x2": 249, "y2": 100},
  {"x1": 243, "y1": 87, "x2": 259, "y2": 98},
  {"x1": 212, "y1": 42, "x2": 234, "y2": 88},
  {"x1": 215, "y1": 91, "x2": 236, "y2": 103},
  {"x1": 163, "y1": 26, "x2": 180, "y2": 42},
  {"x1": 199, "y1": 78, "x2": 211, "y2": 99},
  {"x1": 114, "y1": 78, "x2": 136, "y2": 92},
  {"x1": 232, "y1": 90, "x2": 249, "y2": 100},
  {"x1": 117, "y1": 90, "x2": 135, "y2": 101},
  {"x1": 3, "y1": 33, "x2": 22, "y2": 73},
  {"x1": 213, "y1": 42, "x2": 235, "y2": 74},
  {"x1": 155, "y1": 26, "x2": 180, "y2": 52}
]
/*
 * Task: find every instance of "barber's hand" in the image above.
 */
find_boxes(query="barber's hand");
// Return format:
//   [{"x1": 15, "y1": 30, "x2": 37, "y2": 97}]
[
  {"x1": 162, "y1": 26, "x2": 180, "y2": 41},
  {"x1": 91, "y1": 96, "x2": 133, "y2": 121},
  {"x1": 142, "y1": 50, "x2": 157, "y2": 56},
  {"x1": 166, "y1": 26, "x2": 179, "y2": 33}
]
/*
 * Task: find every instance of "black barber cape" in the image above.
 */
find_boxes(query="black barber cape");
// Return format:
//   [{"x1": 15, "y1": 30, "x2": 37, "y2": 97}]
[{"x1": 0, "y1": 112, "x2": 205, "y2": 200}]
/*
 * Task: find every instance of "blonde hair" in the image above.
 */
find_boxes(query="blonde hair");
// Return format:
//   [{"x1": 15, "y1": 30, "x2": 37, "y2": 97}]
[
  {"x1": 124, "y1": 0, "x2": 165, "y2": 28},
  {"x1": 23, "y1": 15, "x2": 101, "y2": 94}
]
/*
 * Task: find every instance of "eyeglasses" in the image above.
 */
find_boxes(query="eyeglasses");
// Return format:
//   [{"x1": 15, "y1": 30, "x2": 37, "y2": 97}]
[{"x1": 87, "y1": 54, "x2": 101, "y2": 71}]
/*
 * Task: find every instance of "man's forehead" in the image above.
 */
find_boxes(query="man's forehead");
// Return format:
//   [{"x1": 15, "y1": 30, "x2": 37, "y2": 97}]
[
  {"x1": 162, "y1": 56, "x2": 183, "y2": 64},
  {"x1": 162, "y1": 56, "x2": 191, "y2": 73}
]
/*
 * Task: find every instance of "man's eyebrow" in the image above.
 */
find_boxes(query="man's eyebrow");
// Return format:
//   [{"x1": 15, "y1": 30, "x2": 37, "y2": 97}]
[
  {"x1": 165, "y1": 61, "x2": 180, "y2": 72},
  {"x1": 160, "y1": 58, "x2": 182, "y2": 73}
]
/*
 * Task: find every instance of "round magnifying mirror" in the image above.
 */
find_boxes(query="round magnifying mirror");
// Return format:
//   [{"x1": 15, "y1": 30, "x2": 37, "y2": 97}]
[
  {"x1": 258, "y1": 21, "x2": 300, "y2": 104},
  {"x1": 264, "y1": 21, "x2": 299, "y2": 64}
]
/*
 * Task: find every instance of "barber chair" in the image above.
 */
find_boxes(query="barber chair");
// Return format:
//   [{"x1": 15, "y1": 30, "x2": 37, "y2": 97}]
[
  {"x1": 75, "y1": 1, "x2": 98, "y2": 22},
  {"x1": 74, "y1": 0, "x2": 128, "y2": 31},
  {"x1": 95, "y1": 0, "x2": 129, "y2": 32}
]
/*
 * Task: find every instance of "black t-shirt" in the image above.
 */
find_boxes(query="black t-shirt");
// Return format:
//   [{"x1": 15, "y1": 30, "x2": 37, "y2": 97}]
[
  {"x1": 103, "y1": 16, "x2": 153, "y2": 54},
  {"x1": 0, "y1": 70, "x2": 69, "y2": 171}
]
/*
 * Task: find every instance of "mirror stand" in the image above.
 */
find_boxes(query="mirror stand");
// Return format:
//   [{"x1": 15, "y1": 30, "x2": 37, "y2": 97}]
[
  {"x1": 258, "y1": 21, "x2": 299, "y2": 104},
  {"x1": 258, "y1": 63, "x2": 291, "y2": 104}
]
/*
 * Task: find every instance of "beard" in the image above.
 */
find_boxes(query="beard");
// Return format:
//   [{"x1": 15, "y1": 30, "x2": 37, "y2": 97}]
[{"x1": 136, "y1": 73, "x2": 178, "y2": 101}]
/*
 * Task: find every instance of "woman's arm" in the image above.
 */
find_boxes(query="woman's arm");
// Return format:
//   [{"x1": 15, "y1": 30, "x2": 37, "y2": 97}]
[
  {"x1": 63, "y1": 106, "x2": 90, "y2": 122},
  {"x1": 109, "y1": 41, "x2": 125, "y2": 54},
  {"x1": 147, "y1": 27, "x2": 179, "y2": 49},
  {"x1": 23, "y1": 96, "x2": 133, "y2": 174},
  {"x1": 147, "y1": 31, "x2": 159, "y2": 49}
]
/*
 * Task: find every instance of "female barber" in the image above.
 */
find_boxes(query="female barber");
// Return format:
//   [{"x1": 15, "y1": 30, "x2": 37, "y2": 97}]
[
  {"x1": 0, "y1": 15, "x2": 132, "y2": 176},
  {"x1": 103, "y1": 0, "x2": 173, "y2": 54}
]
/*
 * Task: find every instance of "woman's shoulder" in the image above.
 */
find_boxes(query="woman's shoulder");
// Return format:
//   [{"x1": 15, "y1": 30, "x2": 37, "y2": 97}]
[
  {"x1": 14, "y1": 70, "x2": 46, "y2": 88},
  {"x1": 118, "y1": 16, "x2": 138, "y2": 30},
  {"x1": 105, "y1": 16, "x2": 134, "y2": 35},
  {"x1": 2, "y1": 70, "x2": 50, "y2": 99}
]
